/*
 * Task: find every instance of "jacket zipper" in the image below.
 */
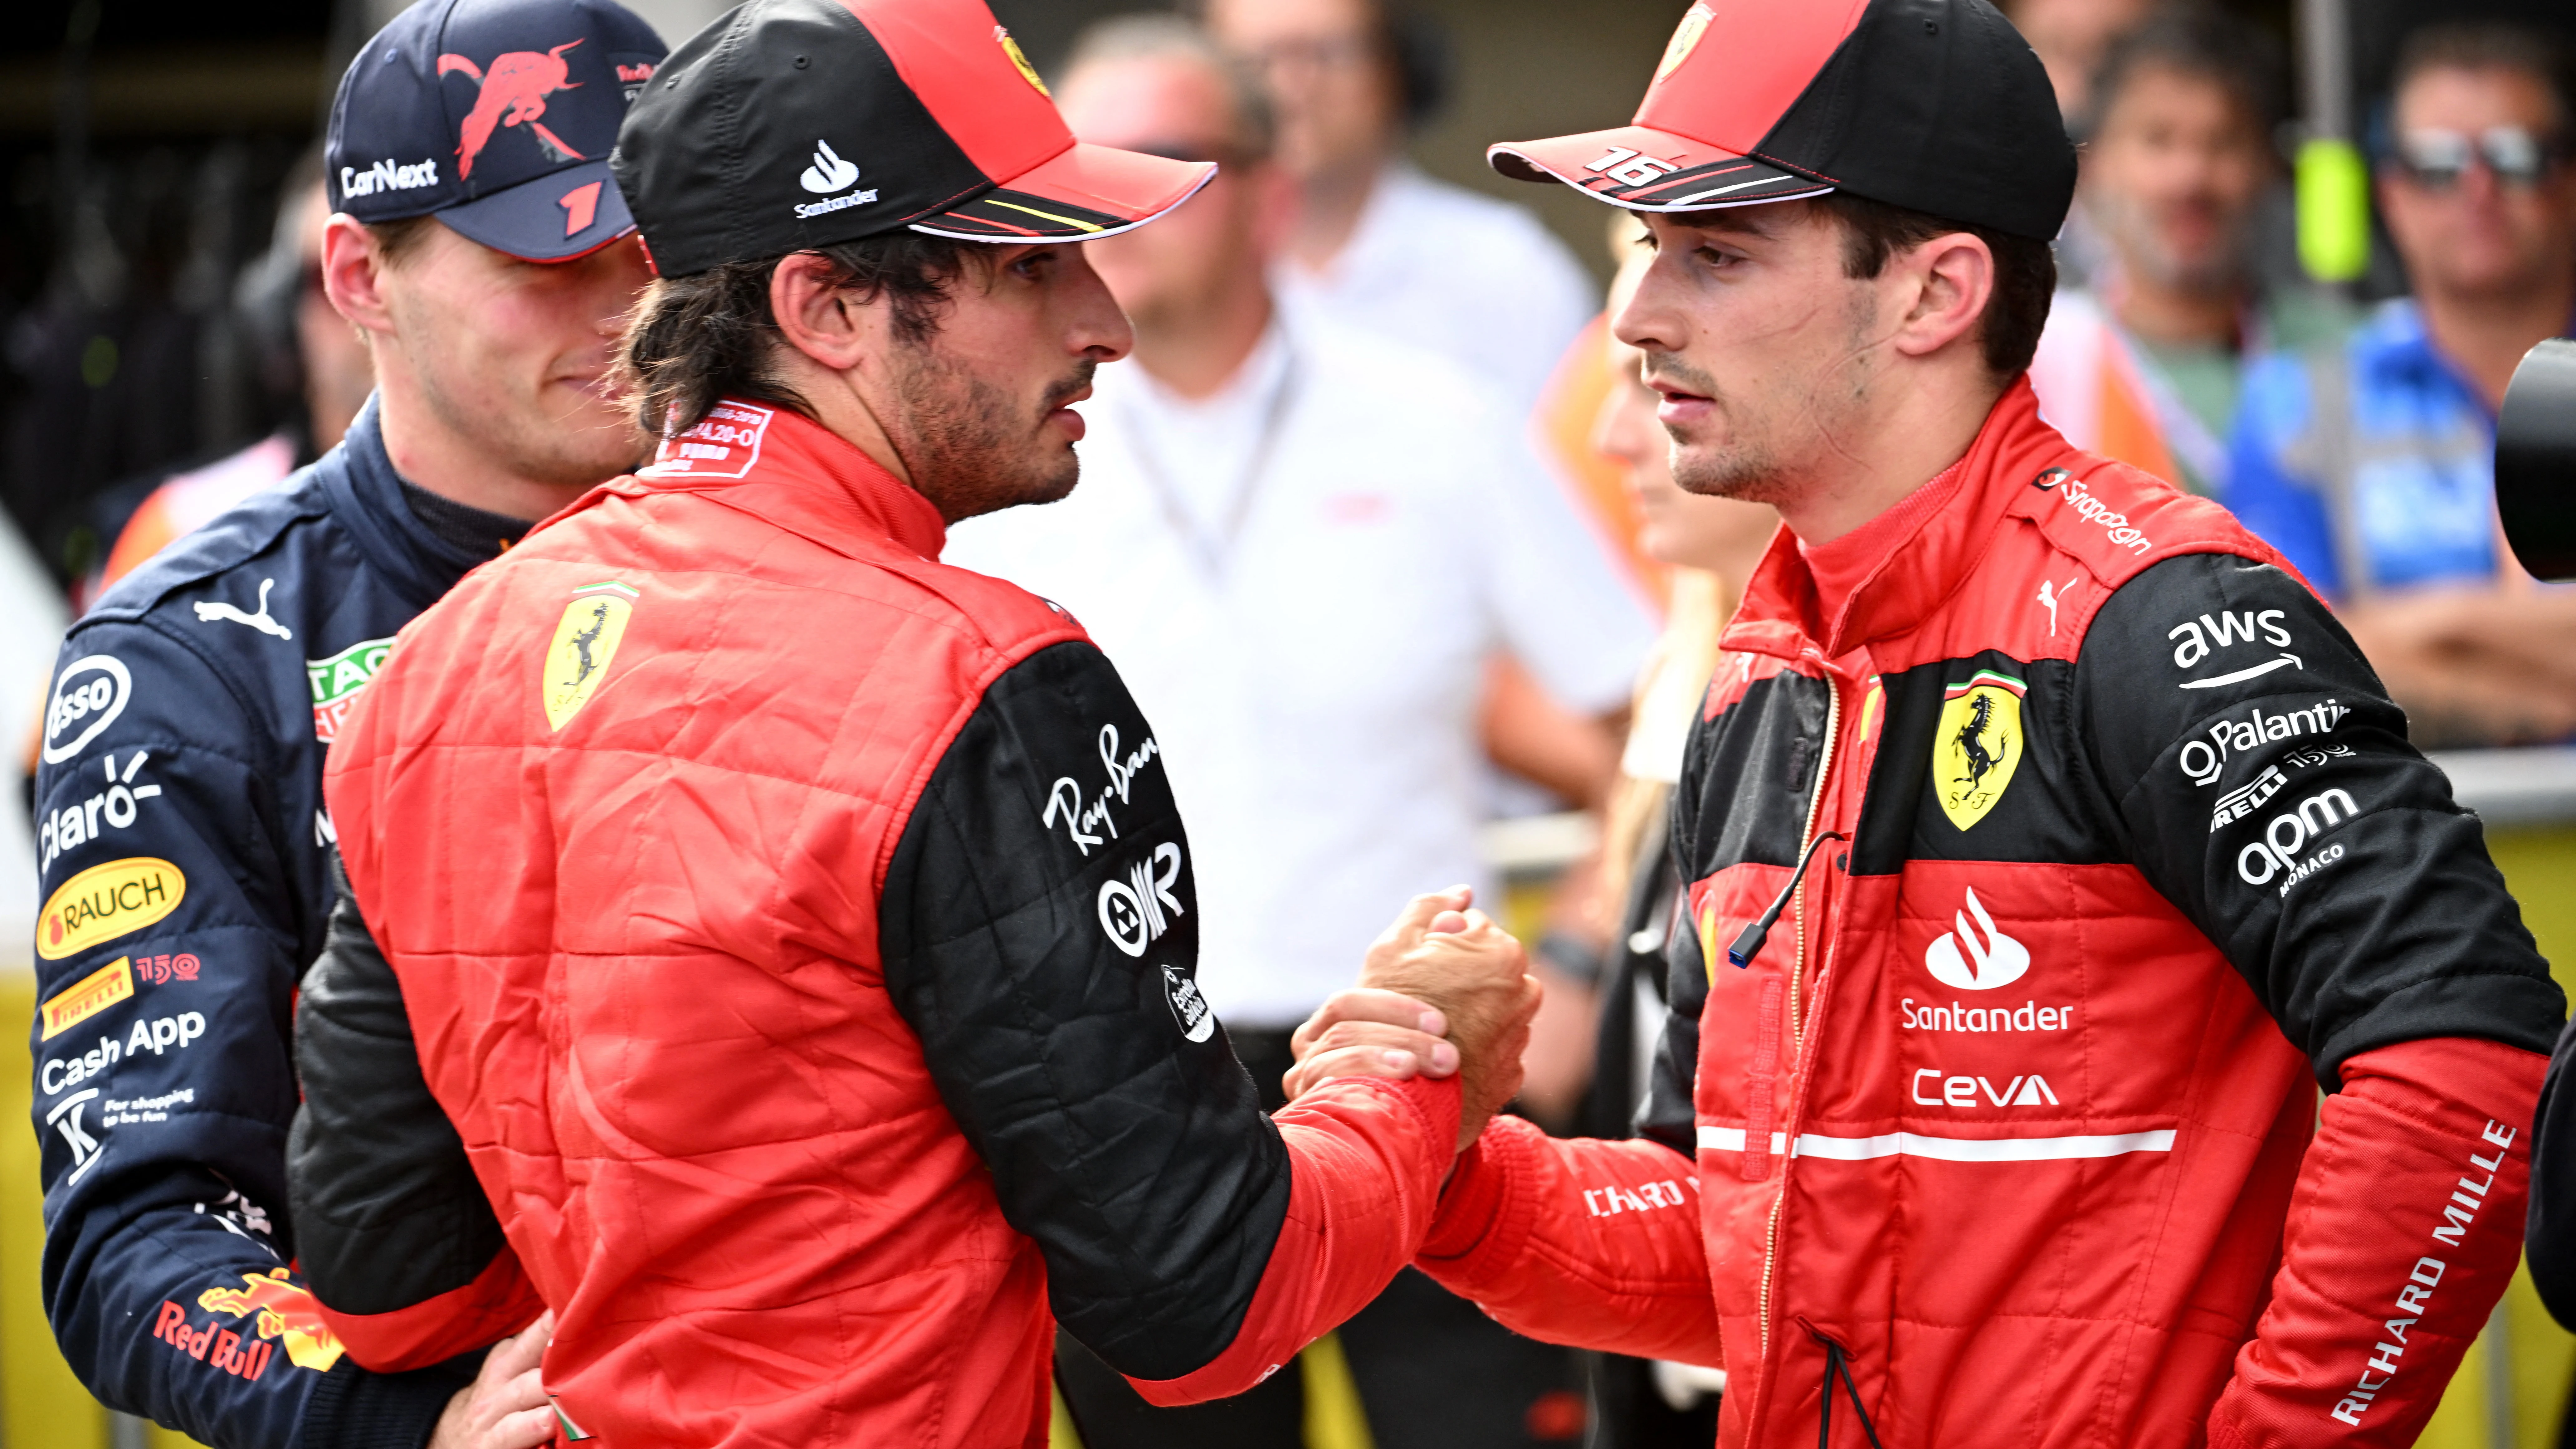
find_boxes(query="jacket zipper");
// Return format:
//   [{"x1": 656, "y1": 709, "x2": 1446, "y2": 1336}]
[{"x1": 1754, "y1": 663, "x2": 1841, "y2": 1376}]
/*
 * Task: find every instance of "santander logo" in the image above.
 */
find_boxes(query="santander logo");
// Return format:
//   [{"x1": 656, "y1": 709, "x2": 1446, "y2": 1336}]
[
  {"x1": 800, "y1": 139, "x2": 859, "y2": 194},
  {"x1": 1923, "y1": 887, "x2": 2030, "y2": 991}
]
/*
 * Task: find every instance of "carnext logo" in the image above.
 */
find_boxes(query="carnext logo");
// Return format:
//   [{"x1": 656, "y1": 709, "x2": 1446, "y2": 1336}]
[{"x1": 342, "y1": 158, "x2": 440, "y2": 198}]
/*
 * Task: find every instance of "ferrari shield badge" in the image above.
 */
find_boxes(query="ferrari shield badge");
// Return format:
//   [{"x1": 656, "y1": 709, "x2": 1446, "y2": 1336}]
[
  {"x1": 543, "y1": 580, "x2": 637, "y2": 731},
  {"x1": 1934, "y1": 669, "x2": 2025, "y2": 831}
]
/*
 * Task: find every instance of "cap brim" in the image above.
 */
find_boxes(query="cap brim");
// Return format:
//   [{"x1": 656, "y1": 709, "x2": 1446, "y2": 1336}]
[
  {"x1": 436, "y1": 160, "x2": 637, "y2": 263},
  {"x1": 1487, "y1": 125, "x2": 1833, "y2": 213},
  {"x1": 912, "y1": 142, "x2": 1218, "y2": 243}
]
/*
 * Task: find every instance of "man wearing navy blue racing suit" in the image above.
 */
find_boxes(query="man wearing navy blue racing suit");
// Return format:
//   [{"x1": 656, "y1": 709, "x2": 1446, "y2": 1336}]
[{"x1": 28, "y1": 1, "x2": 664, "y2": 1443}]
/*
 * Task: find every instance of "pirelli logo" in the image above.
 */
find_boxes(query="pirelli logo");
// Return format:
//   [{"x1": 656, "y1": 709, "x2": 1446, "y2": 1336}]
[{"x1": 41, "y1": 957, "x2": 135, "y2": 1040}]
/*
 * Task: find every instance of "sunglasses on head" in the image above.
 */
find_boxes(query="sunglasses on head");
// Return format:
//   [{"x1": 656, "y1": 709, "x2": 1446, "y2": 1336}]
[{"x1": 2393, "y1": 126, "x2": 2568, "y2": 189}]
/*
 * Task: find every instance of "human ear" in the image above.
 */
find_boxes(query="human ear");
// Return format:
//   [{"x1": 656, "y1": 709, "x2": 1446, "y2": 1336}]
[
  {"x1": 319, "y1": 214, "x2": 397, "y2": 340},
  {"x1": 1892, "y1": 233, "x2": 1994, "y2": 362},
  {"x1": 768, "y1": 252, "x2": 873, "y2": 373}
]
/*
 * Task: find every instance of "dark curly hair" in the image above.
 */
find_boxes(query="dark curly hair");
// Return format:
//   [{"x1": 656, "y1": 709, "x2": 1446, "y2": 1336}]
[{"x1": 616, "y1": 231, "x2": 983, "y2": 438}]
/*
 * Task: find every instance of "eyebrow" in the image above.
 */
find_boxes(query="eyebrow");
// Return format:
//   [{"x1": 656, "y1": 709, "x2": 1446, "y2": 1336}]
[{"x1": 1659, "y1": 207, "x2": 1789, "y2": 243}]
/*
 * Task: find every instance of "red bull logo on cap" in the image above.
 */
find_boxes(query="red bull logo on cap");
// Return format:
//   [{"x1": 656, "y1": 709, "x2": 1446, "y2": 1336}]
[{"x1": 439, "y1": 39, "x2": 587, "y2": 179}]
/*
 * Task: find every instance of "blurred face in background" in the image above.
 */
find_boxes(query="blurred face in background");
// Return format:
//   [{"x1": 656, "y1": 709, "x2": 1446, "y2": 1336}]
[
  {"x1": 2008, "y1": 0, "x2": 2155, "y2": 121},
  {"x1": 2084, "y1": 63, "x2": 2270, "y2": 296},
  {"x1": 1056, "y1": 52, "x2": 1283, "y2": 326},
  {"x1": 327, "y1": 219, "x2": 654, "y2": 489},
  {"x1": 2379, "y1": 64, "x2": 2576, "y2": 305},
  {"x1": 1594, "y1": 251, "x2": 1779, "y2": 579},
  {"x1": 1206, "y1": 0, "x2": 1399, "y2": 184}
]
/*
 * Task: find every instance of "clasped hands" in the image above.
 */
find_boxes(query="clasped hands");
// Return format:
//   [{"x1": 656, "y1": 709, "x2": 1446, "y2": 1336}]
[{"x1": 1283, "y1": 886, "x2": 1543, "y2": 1154}]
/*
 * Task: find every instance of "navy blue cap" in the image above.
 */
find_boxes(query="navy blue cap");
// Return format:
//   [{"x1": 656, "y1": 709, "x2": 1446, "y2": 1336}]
[{"x1": 327, "y1": 0, "x2": 667, "y2": 261}]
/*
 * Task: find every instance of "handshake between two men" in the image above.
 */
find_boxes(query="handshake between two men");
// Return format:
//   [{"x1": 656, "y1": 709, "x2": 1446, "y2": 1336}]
[{"x1": 1284, "y1": 886, "x2": 1547, "y2": 1155}]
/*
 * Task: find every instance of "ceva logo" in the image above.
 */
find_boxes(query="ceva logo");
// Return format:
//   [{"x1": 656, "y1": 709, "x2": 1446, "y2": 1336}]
[
  {"x1": 800, "y1": 139, "x2": 860, "y2": 194},
  {"x1": 1923, "y1": 886, "x2": 2031, "y2": 991}
]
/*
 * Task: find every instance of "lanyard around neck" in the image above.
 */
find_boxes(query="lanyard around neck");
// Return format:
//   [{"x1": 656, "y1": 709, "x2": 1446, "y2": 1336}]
[{"x1": 1115, "y1": 345, "x2": 1301, "y2": 583}]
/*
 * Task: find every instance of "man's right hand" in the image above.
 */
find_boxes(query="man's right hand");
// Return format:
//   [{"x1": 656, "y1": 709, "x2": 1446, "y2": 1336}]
[
  {"x1": 1285, "y1": 888, "x2": 1542, "y2": 1152},
  {"x1": 427, "y1": 1311, "x2": 556, "y2": 1449}
]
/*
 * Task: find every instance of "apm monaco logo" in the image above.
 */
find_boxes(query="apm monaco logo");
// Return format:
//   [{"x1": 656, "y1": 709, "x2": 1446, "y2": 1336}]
[{"x1": 794, "y1": 139, "x2": 878, "y2": 218}]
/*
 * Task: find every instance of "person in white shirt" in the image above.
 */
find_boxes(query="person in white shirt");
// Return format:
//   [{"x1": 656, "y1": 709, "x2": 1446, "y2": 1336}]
[
  {"x1": 942, "y1": 17, "x2": 1653, "y2": 1448},
  {"x1": 1205, "y1": 0, "x2": 1596, "y2": 419}
]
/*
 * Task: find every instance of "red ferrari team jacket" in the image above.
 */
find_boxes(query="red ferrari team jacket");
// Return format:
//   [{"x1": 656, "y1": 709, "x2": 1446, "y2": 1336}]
[
  {"x1": 284, "y1": 400, "x2": 1460, "y2": 1447},
  {"x1": 1416, "y1": 382, "x2": 2561, "y2": 1447}
]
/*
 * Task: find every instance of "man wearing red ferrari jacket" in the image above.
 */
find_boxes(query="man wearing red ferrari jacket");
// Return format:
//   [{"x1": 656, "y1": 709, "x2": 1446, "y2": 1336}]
[
  {"x1": 1291, "y1": 1, "x2": 2565, "y2": 1445},
  {"x1": 277, "y1": 0, "x2": 1537, "y2": 1443}
]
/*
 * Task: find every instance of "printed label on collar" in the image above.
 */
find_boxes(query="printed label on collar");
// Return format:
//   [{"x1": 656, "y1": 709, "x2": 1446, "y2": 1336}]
[{"x1": 643, "y1": 401, "x2": 773, "y2": 481}]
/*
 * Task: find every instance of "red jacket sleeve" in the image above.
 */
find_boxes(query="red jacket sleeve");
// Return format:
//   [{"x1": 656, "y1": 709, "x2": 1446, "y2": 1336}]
[
  {"x1": 1126, "y1": 1073, "x2": 1461, "y2": 1405},
  {"x1": 2209, "y1": 1036, "x2": 2546, "y2": 1448},
  {"x1": 1412, "y1": 1115, "x2": 1722, "y2": 1367}
]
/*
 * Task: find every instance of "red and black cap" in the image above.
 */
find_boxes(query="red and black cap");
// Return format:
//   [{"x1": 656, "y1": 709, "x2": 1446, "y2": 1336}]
[
  {"x1": 610, "y1": 0, "x2": 1216, "y2": 277},
  {"x1": 1490, "y1": 0, "x2": 2075, "y2": 242},
  {"x1": 326, "y1": 0, "x2": 667, "y2": 262}
]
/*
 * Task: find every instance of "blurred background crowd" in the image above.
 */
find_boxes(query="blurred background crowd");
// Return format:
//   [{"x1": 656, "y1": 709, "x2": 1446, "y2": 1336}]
[{"x1": 1, "y1": 0, "x2": 2573, "y2": 1444}]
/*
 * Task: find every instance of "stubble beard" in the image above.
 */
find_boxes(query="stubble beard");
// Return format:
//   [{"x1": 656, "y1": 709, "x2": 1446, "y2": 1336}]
[
  {"x1": 1649, "y1": 350, "x2": 1794, "y2": 506},
  {"x1": 890, "y1": 340, "x2": 1094, "y2": 523}
]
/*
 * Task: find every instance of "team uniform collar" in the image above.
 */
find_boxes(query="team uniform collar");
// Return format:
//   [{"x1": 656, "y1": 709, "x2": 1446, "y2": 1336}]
[
  {"x1": 1724, "y1": 378, "x2": 2079, "y2": 661},
  {"x1": 319, "y1": 394, "x2": 521, "y2": 610},
  {"x1": 619, "y1": 397, "x2": 948, "y2": 562}
]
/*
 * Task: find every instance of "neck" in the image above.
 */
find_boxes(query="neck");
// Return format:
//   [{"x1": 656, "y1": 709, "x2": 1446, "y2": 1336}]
[
  {"x1": 1776, "y1": 373, "x2": 2002, "y2": 547},
  {"x1": 2109, "y1": 265, "x2": 2242, "y2": 350},
  {"x1": 1285, "y1": 154, "x2": 1386, "y2": 273},
  {"x1": 2417, "y1": 272, "x2": 2576, "y2": 410},
  {"x1": 374, "y1": 382, "x2": 581, "y2": 523},
  {"x1": 1133, "y1": 283, "x2": 1274, "y2": 400}
]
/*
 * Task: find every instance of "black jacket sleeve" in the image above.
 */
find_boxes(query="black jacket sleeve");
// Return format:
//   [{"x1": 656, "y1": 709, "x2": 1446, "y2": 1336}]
[
  {"x1": 2072, "y1": 552, "x2": 2564, "y2": 1086},
  {"x1": 288, "y1": 852, "x2": 510, "y2": 1317},
  {"x1": 877, "y1": 640, "x2": 1293, "y2": 1383},
  {"x1": 29, "y1": 619, "x2": 464, "y2": 1449},
  {"x1": 2530, "y1": 1017, "x2": 2576, "y2": 1327}
]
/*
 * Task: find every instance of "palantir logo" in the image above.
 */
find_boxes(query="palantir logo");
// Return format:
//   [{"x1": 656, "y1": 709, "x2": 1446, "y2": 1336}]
[
  {"x1": 1923, "y1": 886, "x2": 2031, "y2": 991},
  {"x1": 800, "y1": 139, "x2": 860, "y2": 194}
]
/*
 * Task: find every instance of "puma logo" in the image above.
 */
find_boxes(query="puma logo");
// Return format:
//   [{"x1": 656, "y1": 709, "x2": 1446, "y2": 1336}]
[{"x1": 193, "y1": 579, "x2": 292, "y2": 640}]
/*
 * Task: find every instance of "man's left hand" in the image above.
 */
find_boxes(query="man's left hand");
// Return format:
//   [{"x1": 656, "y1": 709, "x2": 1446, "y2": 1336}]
[{"x1": 427, "y1": 1311, "x2": 556, "y2": 1449}]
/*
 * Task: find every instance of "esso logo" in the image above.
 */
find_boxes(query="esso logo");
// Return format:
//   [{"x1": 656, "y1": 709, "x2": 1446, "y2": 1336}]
[{"x1": 44, "y1": 656, "x2": 132, "y2": 764}]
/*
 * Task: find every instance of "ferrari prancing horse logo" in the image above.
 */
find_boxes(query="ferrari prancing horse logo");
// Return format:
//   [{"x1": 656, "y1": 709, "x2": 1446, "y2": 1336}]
[
  {"x1": 543, "y1": 580, "x2": 637, "y2": 730},
  {"x1": 1934, "y1": 669, "x2": 2025, "y2": 831}
]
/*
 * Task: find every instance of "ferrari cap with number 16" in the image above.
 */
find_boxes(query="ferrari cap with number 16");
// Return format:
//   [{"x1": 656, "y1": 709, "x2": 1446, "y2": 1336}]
[{"x1": 1490, "y1": 0, "x2": 2076, "y2": 241}]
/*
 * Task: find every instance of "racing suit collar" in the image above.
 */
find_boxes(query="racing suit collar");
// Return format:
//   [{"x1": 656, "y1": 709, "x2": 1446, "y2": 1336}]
[
  {"x1": 319, "y1": 395, "x2": 518, "y2": 611},
  {"x1": 616, "y1": 399, "x2": 950, "y2": 564},
  {"x1": 1725, "y1": 377, "x2": 2077, "y2": 661}
]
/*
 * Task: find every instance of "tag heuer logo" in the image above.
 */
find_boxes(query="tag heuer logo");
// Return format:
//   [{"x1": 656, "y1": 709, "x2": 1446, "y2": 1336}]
[
  {"x1": 1934, "y1": 669, "x2": 2026, "y2": 831},
  {"x1": 307, "y1": 637, "x2": 395, "y2": 743}
]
